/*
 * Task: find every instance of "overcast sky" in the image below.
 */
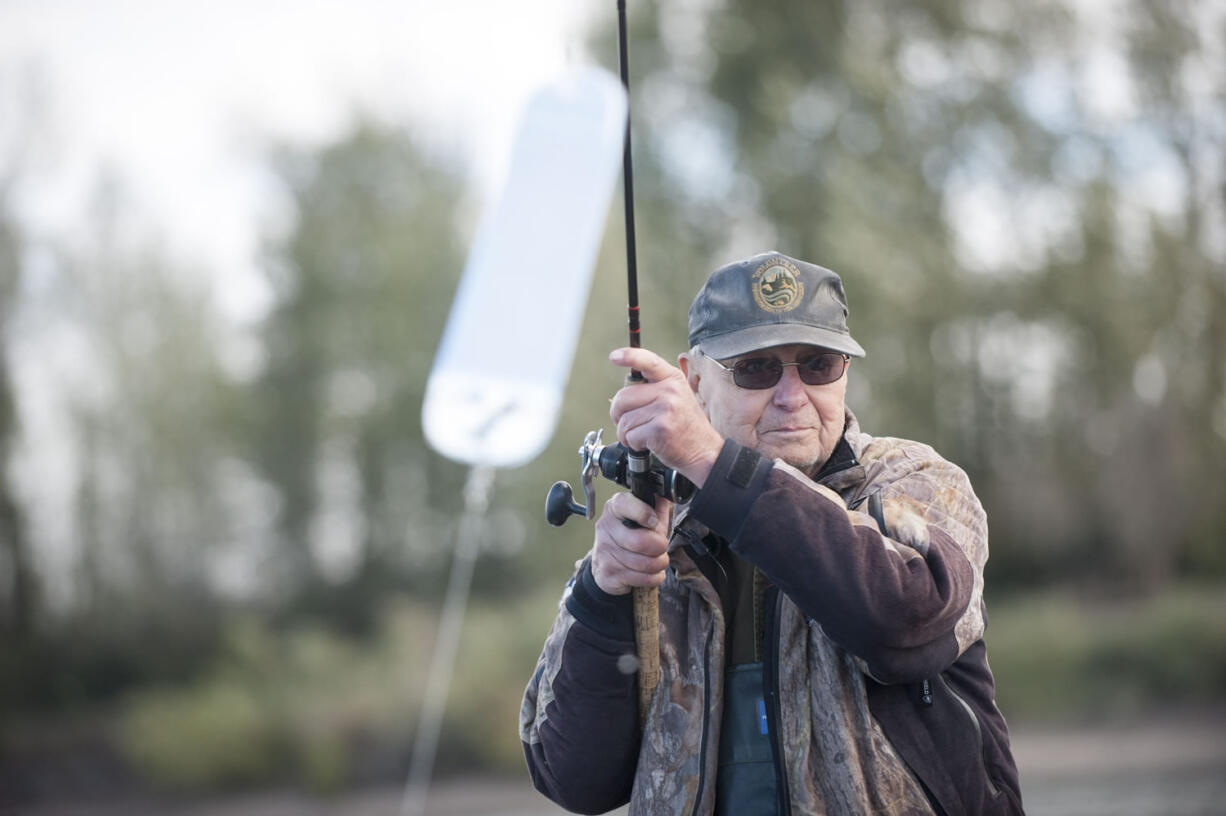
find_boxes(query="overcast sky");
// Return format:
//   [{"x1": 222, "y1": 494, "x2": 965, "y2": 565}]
[{"x1": 1, "y1": 0, "x2": 603, "y2": 322}]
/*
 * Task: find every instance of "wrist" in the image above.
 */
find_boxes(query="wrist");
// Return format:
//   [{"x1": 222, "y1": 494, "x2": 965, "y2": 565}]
[
  {"x1": 679, "y1": 435, "x2": 724, "y2": 489},
  {"x1": 567, "y1": 558, "x2": 635, "y2": 641}
]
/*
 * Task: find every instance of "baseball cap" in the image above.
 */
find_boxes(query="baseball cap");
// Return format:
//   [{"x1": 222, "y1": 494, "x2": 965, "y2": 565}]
[{"x1": 687, "y1": 251, "x2": 867, "y2": 359}]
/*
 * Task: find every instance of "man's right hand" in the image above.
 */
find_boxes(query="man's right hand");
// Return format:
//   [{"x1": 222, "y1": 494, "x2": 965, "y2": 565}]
[{"x1": 590, "y1": 491, "x2": 672, "y2": 596}]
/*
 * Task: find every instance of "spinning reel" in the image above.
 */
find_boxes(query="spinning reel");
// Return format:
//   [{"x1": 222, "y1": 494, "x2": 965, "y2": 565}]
[{"x1": 545, "y1": 429, "x2": 696, "y2": 526}]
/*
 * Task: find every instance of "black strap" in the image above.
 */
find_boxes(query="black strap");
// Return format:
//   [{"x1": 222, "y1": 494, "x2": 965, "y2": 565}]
[{"x1": 867, "y1": 491, "x2": 887, "y2": 532}]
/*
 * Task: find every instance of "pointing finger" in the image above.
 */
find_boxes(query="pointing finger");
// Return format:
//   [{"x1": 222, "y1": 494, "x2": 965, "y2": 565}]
[{"x1": 609, "y1": 347, "x2": 674, "y2": 382}]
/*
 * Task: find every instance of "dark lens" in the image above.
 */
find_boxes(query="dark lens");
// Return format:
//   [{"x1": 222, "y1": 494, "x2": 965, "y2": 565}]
[
  {"x1": 798, "y1": 353, "x2": 846, "y2": 385},
  {"x1": 732, "y1": 357, "x2": 783, "y2": 389}
]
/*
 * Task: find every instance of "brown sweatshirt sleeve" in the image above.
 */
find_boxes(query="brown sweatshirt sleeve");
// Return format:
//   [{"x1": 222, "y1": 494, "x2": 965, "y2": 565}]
[{"x1": 688, "y1": 440, "x2": 981, "y2": 682}]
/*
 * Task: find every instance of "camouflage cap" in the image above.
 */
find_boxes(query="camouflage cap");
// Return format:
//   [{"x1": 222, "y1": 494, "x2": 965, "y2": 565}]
[{"x1": 687, "y1": 251, "x2": 867, "y2": 359}]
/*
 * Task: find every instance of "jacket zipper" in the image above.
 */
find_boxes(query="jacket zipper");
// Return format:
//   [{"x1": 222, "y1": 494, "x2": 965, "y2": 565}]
[
  {"x1": 688, "y1": 612, "x2": 716, "y2": 816},
  {"x1": 679, "y1": 544, "x2": 721, "y2": 816},
  {"x1": 938, "y1": 674, "x2": 999, "y2": 798},
  {"x1": 763, "y1": 587, "x2": 792, "y2": 815}
]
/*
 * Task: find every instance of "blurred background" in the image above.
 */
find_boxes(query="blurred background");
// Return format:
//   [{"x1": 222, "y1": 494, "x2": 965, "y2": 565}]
[{"x1": 2, "y1": 0, "x2": 1224, "y2": 813}]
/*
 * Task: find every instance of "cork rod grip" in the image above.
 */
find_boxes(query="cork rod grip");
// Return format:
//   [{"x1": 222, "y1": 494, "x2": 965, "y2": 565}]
[{"x1": 632, "y1": 585, "x2": 659, "y2": 727}]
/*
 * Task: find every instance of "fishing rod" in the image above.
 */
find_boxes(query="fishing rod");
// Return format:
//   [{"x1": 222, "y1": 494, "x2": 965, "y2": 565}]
[
  {"x1": 615, "y1": 0, "x2": 657, "y2": 522},
  {"x1": 613, "y1": 0, "x2": 661, "y2": 720},
  {"x1": 544, "y1": 0, "x2": 695, "y2": 727}
]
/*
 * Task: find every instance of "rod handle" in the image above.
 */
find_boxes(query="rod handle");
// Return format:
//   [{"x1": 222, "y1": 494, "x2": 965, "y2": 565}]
[{"x1": 632, "y1": 585, "x2": 659, "y2": 727}]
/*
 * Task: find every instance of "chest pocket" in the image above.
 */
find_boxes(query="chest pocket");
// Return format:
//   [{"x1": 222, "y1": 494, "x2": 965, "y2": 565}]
[{"x1": 716, "y1": 662, "x2": 779, "y2": 816}]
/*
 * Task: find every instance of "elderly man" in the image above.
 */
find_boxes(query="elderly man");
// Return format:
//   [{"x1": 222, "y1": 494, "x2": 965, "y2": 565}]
[{"x1": 521, "y1": 251, "x2": 1022, "y2": 815}]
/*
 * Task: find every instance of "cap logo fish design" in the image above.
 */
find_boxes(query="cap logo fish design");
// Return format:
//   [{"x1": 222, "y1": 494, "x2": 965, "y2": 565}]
[{"x1": 752, "y1": 259, "x2": 804, "y2": 313}]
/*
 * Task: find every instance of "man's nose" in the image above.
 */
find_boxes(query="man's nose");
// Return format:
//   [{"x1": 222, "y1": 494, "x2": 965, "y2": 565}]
[{"x1": 772, "y1": 364, "x2": 809, "y2": 407}]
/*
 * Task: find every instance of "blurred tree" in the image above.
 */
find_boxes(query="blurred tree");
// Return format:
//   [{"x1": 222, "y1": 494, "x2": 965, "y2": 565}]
[
  {"x1": 56, "y1": 176, "x2": 235, "y2": 694},
  {"x1": 1, "y1": 170, "x2": 36, "y2": 642},
  {"x1": 0, "y1": 169, "x2": 242, "y2": 714},
  {"x1": 251, "y1": 122, "x2": 472, "y2": 626},
  {"x1": 0, "y1": 65, "x2": 44, "y2": 651},
  {"x1": 589, "y1": 0, "x2": 1226, "y2": 589},
  {"x1": 59, "y1": 177, "x2": 231, "y2": 610}
]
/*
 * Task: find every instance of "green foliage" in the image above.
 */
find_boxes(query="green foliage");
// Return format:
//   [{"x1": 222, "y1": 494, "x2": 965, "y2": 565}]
[
  {"x1": 115, "y1": 589, "x2": 568, "y2": 791},
  {"x1": 119, "y1": 602, "x2": 433, "y2": 792},
  {"x1": 122, "y1": 677, "x2": 279, "y2": 790},
  {"x1": 29, "y1": 603, "x2": 222, "y2": 711},
  {"x1": 988, "y1": 585, "x2": 1226, "y2": 721}
]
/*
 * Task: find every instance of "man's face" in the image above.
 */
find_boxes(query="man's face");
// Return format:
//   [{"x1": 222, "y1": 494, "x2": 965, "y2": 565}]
[{"x1": 680, "y1": 343, "x2": 849, "y2": 474}]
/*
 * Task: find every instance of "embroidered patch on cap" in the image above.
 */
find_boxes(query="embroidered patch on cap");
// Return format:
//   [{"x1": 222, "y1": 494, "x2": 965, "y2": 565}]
[{"x1": 751, "y1": 257, "x2": 804, "y2": 313}]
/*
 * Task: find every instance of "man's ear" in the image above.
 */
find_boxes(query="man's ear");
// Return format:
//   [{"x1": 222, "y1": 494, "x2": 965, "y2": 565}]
[{"x1": 678, "y1": 352, "x2": 705, "y2": 407}]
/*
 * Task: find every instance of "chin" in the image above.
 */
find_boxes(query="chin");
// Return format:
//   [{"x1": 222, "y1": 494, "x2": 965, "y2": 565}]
[
  {"x1": 763, "y1": 445, "x2": 821, "y2": 473},
  {"x1": 781, "y1": 456, "x2": 822, "y2": 474},
  {"x1": 767, "y1": 440, "x2": 834, "y2": 474}
]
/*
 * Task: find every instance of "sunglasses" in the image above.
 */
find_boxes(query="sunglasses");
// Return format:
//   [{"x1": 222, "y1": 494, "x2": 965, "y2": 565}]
[{"x1": 705, "y1": 350, "x2": 850, "y2": 389}]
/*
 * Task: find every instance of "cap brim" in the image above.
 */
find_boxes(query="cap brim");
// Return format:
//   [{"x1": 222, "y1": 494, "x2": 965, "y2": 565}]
[{"x1": 697, "y1": 324, "x2": 866, "y2": 360}]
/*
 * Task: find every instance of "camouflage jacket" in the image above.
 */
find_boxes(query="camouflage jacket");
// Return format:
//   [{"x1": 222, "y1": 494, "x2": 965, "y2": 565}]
[{"x1": 521, "y1": 412, "x2": 1023, "y2": 815}]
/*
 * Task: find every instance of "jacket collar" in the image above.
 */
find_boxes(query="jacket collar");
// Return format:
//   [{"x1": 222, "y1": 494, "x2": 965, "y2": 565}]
[{"x1": 813, "y1": 408, "x2": 866, "y2": 493}]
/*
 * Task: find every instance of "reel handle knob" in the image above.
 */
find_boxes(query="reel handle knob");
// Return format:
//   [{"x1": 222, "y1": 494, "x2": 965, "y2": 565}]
[{"x1": 546, "y1": 481, "x2": 587, "y2": 526}]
